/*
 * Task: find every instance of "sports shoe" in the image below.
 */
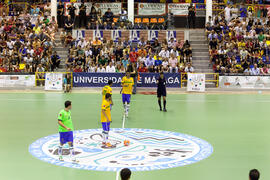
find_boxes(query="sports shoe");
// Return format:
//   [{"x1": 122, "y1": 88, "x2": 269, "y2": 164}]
[
  {"x1": 59, "y1": 156, "x2": 64, "y2": 161},
  {"x1": 160, "y1": 108, "x2": 162, "y2": 111},
  {"x1": 163, "y1": 108, "x2": 167, "y2": 112}
]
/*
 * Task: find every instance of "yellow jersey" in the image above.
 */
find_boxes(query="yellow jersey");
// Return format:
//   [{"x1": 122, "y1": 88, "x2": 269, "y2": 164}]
[
  {"x1": 101, "y1": 99, "x2": 111, "y2": 122},
  {"x1": 102, "y1": 85, "x2": 112, "y2": 101},
  {"x1": 121, "y1": 76, "x2": 134, "y2": 95}
]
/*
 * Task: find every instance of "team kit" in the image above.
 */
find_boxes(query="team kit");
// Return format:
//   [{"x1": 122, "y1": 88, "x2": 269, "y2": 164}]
[{"x1": 57, "y1": 72, "x2": 167, "y2": 163}]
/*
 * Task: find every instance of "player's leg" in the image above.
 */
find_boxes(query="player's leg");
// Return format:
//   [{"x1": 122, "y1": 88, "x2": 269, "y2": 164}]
[
  {"x1": 163, "y1": 95, "x2": 167, "y2": 112},
  {"x1": 58, "y1": 132, "x2": 65, "y2": 161},
  {"x1": 122, "y1": 94, "x2": 127, "y2": 114},
  {"x1": 126, "y1": 94, "x2": 131, "y2": 117},
  {"x1": 157, "y1": 90, "x2": 162, "y2": 111},
  {"x1": 67, "y1": 131, "x2": 78, "y2": 163},
  {"x1": 105, "y1": 122, "x2": 112, "y2": 147}
]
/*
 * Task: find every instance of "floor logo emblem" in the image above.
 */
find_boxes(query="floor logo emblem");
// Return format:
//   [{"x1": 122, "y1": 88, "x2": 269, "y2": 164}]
[{"x1": 29, "y1": 128, "x2": 213, "y2": 171}]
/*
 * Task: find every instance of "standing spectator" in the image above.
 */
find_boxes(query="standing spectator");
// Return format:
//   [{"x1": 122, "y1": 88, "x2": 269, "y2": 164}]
[
  {"x1": 119, "y1": 8, "x2": 128, "y2": 23},
  {"x1": 57, "y1": 1, "x2": 64, "y2": 28},
  {"x1": 129, "y1": 47, "x2": 138, "y2": 63},
  {"x1": 79, "y1": 2, "x2": 87, "y2": 28},
  {"x1": 65, "y1": 15, "x2": 74, "y2": 33},
  {"x1": 68, "y1": 3, "x2": 76, "y2": 22},
  {"x1": 249, "y1": 169, "x2": 260, "y2": 180},
  {"x1": 188, "y1": 4, "x2": 196, "y2": 29},
  {"x1": 167, "y1": 10, "x2": 174, "y2": 29}
]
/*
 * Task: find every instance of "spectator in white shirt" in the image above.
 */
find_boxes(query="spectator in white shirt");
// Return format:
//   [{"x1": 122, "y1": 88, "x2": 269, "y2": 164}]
[
  {"x1": 251, "y1": 64, "x2": 260, "y2": 75},
  {"x1": 77, "y1": 38, "x2": 87, "y2": 48},
  {"x1": 170, "y1": 47, "x2": 179, "y2": 57},
  {"x1": 169, "y1": 54, "x2": 178, "y2": 73},
  {"x1": 168, "y1": 38, "x2": 176, "y2": 49},
  {"x1": 97, "y1": 64, "x2": 106, "y2": 72},
  {"x1": 85, "y1": 47, "x2": 92, "y2": 57},
  {"x1": 159, "y1": 47, "x2": 170, "y2": 59},
  {"x1": 87, "y1": 62, "x2": 96, "y2": 72},
  {"x1": 145, "y1": 55, "x2": 155, "y2": 67},
  {"x1": 184, "y1": 63, "x2": 194, "y2": 73},
  {"x1": 244, "y1": 66, "x2": 252, "y2": 75},
  {"x1": 106, "y1": 62, "x2": 116, "y2": 72},
  {"x1": 24, "y1": 54, "x2": 33, "y2": 64}
]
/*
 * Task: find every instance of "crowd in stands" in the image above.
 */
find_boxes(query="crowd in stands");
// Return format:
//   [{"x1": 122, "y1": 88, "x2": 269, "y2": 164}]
[
  {"x1": 0, "y1": 2, "x2": 59, "y2": 73},
  {"x1": 59, "y1": 2, "x2": 168, "y2": 30},
  {"x1": 206, "y1": 3, "x2": 270, "y2": 75},
  {"x1": 62, "y1": 34, "x2": 194, "y2": 73}
]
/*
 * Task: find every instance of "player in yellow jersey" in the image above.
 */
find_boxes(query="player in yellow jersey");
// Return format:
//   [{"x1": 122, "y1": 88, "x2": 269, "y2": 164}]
[
  {"x1": 121, "y1": 71, "x2": 134, "y2": 117},
  {"x1": 102, "y1": 80, "x2": 113, "y2": 107},
  {"x1": 101, "y1": 93, "x2": 112, "y2": 147}
]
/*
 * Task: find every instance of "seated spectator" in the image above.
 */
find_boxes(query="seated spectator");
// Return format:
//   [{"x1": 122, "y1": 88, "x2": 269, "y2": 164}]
[
  {"x1": 73, "y1": 65, "x2": 83, "y2": 72},
  {"x1": 169, "y1": 54, "x2": 178, "y2": 73},
  {"x1": 106, "y1": 62, "x2": 116, "y2": 72},
  {"x1": 104, "y1": 8, "x2": 113, "y2": 23},
  {"x1": 251, "y1": 64, "x2": 260, "y2": 75},
  {"x1": 184, "y1": 63, "x2": 194, "y2": 73}
]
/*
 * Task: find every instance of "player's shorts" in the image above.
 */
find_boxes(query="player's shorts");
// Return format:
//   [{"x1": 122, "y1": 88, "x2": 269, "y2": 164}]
[
  {"x1": 122, "y1": 94, "x2": 131, "y2": 103},
  {"x1": 157, "y1": 89, "x2": 167, "y2": 97},
  {"x1": 59, "y1": 131, "x2": 73, "y2": 144},
  {"x1": 102, "y1": 122, "x2": 111, "y2": 131}
]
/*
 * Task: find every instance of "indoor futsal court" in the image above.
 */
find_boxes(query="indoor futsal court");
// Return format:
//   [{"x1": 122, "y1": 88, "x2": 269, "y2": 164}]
[{"x1": 1, "y1": 92, "x2": 270, "y2": 180}]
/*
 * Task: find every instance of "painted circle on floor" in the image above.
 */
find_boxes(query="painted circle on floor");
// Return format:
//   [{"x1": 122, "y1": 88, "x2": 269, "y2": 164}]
[{"x1": 29, "y1": 128, "x2": 213, "y2": 171}]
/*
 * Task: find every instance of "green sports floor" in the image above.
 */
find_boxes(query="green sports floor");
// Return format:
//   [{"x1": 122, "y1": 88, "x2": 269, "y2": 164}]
[{"x1": 1, "y1": 92, "x2": 270, "y2": 180}]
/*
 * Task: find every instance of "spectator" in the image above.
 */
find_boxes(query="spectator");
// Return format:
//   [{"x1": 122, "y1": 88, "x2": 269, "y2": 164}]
[
  {"x1": 79, "y1": 2, "x2": 87, "y2": 28},
  {"x1": 106, "y1": 62, "x2": 116, "y2": 72},
  {"x1": 104, "y1": 8, "x2": 113, "y2": 23},
  {"x1": 129, "y1": 47, "x2": 139, "y2": 63},
  {"x1": 251, "y1": 64, "x2": 260, "y2": 75},
  {"x1": 65, "y1": 15, "x2": 74, "y2": 33},
  {"x1": 185, "y1": 63, "x2": 194, "y2": 73},
  {"x1": 50, "y1": 51, "x2": 61, "y2": 71},
  {"x1": 68, "y1": 3, "x2": 76, "y2": 22}
]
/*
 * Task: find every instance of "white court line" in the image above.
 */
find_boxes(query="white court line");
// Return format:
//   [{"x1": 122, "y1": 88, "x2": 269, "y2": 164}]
[
  {"x1": 122, "y1": 114, "x2": 126, "y2": 129},
  {"x1": 116, "y1": 170, "x2": 120, "y2": 180}
]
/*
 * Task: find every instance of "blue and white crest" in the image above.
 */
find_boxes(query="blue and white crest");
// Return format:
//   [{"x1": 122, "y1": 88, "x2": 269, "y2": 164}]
[
  {"x1": 148, "y1": 30, "x2": 158, "y2": 42},
  {"x1": 166, "y1": 31, "x2": 176, "y2": 41},
  {"x1": 130, "y1": 30, "x2": 140, "y2": 42},
  {"x1": 72, "y1": 30, "x2": 85, "y2": 40},
  {"x1": 93, "y1": 30, "x2": 103, "y2": 40},
  {"x1": 111, "y1": 30, "x2": 122, "y2": 42},
  {"x1": 29, "y1": 128, "x2": 213, "y2": 171}
]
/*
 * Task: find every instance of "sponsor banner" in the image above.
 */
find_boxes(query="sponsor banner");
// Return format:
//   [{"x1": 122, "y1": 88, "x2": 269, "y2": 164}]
[
  {"x1": 129, "y1": 30, "x2": 140, "y2": 42},
  {"x1": 111, "y1": 30, "x2": 122, "y2": 42},
  {"x1": 45, "y1": 73, "x2": 63, "y2": 91},
  {"x1": 148, "y1": 30, "x2": 158, "y2": 42},
  {"x1": 93, "y1": 30, "x2": 103, "y2": 40},
  {"x1": 0, "y1": 75, "x2": 35, "y2": 87},
  {"x1": 187, "y1": 73, "x2": 205, "y2": 92},
  {"x1": 73, "y1": 73, "x2": 181, "y2": 88},
  {"x1": 138, "y1": 3, "x2": 166, "y2": 16},
  {"x1": 219, "y1": 76, "x2": 270, "y2": 89},
  {"x1": 64, "y1": 2, "x2": 122, "y2": 16},
  {"x1": 166, "y1": 31, "x2": 176, "y2": 41},
  {"x1": 168, "y1": 3, "x2": 189, "y2": 16}
]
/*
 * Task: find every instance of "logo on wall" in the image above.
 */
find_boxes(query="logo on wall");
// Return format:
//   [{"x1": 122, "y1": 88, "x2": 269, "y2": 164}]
[
  {"x1": 148, "y1": 30, "x2": 158, "y2": 42},
  {"x1": 72, "y1": 30, "x2": 85, "y2": 40},
  {"x1": 29, "y1": 128, "x2": 213, "y2": 171},
  {"x1": 166, "y1": 31, "x2": 176, "y2": 41},
  {"x1": 187, "y1": 73, "x2": 205, "y2": 92},
  {"x1": 93, "y1": 30, "x2": 103, "y2": 40},
  {"x1": 111, "y1": 30, "x2": 122, "y2": 42},
  {"x1": 130, "y1": 30, "x2": 140, "y2": 42},
  {"x1": 45, "y1": 73, "x2": 63, "y2": 91}
]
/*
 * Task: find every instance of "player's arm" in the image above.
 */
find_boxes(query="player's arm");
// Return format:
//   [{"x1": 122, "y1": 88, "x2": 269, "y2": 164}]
[
  {"x1": 102, "y1": 109, "x2": 110, "y2": 122},
  {"x1": 58, "y1": 120, "x2": 71, "y2": 131}
]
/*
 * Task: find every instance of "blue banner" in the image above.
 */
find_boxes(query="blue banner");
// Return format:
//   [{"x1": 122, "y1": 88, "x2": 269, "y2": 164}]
[{"x1": 73, "y1": 73, "x2": 181, "y2": 88}]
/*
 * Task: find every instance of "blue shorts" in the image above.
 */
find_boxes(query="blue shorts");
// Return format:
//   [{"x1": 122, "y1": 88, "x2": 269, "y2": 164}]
[
  {"x1": 102, "y1": 122, "x2": 111, "y2": 131},
  {"x1": 59, "y1": 131, "x2": 73, "y2": 144},
  {"x1": 122, "y1": 94, "x2": 131, "y2": 103}
]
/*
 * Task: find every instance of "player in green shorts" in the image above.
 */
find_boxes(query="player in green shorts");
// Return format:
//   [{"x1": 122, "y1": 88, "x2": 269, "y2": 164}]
[{"x1": 58, "y1": 100, "x2": 78, "y2": 163}]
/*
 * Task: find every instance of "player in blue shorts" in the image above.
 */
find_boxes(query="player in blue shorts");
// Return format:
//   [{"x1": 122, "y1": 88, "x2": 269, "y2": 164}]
[
  {"x1": 121, "y1": 72, "x2": 134, "y2": 117},
  {"x1": 58, "y1": 100, "x2": 78, "y2": 163}
]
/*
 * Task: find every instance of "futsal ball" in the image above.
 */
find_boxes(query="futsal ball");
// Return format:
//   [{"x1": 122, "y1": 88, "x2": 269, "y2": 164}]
[{"x1": 124, "y1": 140, "x2": 130, "y2": 146}]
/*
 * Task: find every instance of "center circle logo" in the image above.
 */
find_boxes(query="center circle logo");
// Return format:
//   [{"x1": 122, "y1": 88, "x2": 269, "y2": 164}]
[{"x1": 29, "y1": 128, "x2": 213, "y2": 171}]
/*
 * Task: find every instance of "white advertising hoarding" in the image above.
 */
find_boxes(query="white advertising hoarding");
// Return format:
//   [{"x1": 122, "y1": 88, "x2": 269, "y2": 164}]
[
  {"x1": 0, "y1": 75, "x2": 35, "y2": 87},
  {"x1": 187, "y1": 73, "x2": 205, "y2": 92},
  {"x1": 219, "y1": 76, "x2": 270, "y2": 89},
  {"x1": 45, "y1": 73, "x2": 63, "y2": 91},
  {"x1": 138, "y1": 3, "x2": 166, "y2": 16}
]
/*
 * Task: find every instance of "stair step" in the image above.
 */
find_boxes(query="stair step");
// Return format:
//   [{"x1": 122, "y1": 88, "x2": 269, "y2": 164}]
[
  {"x1": 192, "y1": 49, "x2": 209, "y2": 52},
  {"x1": 193, "y1": 52, "x2": 209, "y2": 56},
  {"x1": 190, "y1": 41, "x2": 208, "y2": 45},
  {"x1": 190, "y1": 36, "x2": 206, "y2": 41}
]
